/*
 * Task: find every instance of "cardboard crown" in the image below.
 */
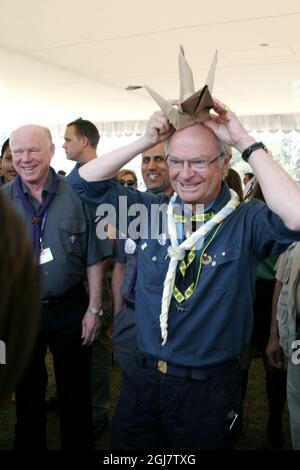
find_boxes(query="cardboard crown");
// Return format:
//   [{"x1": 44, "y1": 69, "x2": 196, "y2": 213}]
[{"x1": 144, "y1": 46, "x2": 217, "y2": 130}]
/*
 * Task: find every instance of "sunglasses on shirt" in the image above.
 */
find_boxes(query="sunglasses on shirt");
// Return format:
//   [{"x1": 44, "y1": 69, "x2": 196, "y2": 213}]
[{"x1": 119, "y1": 179, "x2": 136, "y2": 187}]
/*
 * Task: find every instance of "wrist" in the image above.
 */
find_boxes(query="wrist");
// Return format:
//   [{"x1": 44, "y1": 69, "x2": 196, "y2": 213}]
[
  {"x1": 87, "y1": 306, "x2": 104, "y2": 317},
  {"x1": 139, "y1": 134, "x2": 157, "y2": 150},
  {"x1": 235, "y1": 136, "x2": 256, "y2": 154},
  {"x1": 269, "y1": 331, "x2": 279, "y2": 342},
  {"x1": 241, "y1": 141, "x2": 268, "y2": 162}
]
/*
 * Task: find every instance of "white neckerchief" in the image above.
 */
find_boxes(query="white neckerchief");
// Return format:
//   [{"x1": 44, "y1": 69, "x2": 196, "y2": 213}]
[{"x1": 160, "y1": 189, "x2": 239, "y2": 345}]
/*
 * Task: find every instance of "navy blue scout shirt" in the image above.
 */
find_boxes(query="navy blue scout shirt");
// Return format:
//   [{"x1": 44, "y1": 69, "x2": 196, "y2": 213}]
[
  {"x1": 69, "y1": 167, "x2": 300, "y2": 367},
  {"x1": 113, "y1": 237, "x2": 136, "y2": 304},
  {"x1": 2, "y1": 170, "x2": 103, "y2": 299}
]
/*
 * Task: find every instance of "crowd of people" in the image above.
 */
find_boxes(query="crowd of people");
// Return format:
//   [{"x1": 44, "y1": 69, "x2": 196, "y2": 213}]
[{"x1": 1, "y1": 95, "x2": 300, "y2": 451}]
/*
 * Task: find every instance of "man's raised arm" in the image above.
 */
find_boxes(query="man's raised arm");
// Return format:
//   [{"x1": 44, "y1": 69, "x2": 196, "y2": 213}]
[
  {"x1": 204, "y1": 98, "x2": 300, "y2": 231},
  {"x1": 79, "y1": 112, "x2": 173, "y2": 182}
]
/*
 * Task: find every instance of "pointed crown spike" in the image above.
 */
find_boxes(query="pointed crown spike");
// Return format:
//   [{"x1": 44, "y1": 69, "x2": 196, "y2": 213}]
[
  {"x1": 144, "y1": 47, "x2": 218, "y2": 130},
  {"x1": 179, "y1": 45, "x2": 195, "y2": 103}
]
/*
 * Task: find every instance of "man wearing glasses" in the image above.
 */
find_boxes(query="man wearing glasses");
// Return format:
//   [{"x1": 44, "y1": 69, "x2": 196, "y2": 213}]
[{"x1": 68, "y1": 99, "x2": 300, "y2": 449}]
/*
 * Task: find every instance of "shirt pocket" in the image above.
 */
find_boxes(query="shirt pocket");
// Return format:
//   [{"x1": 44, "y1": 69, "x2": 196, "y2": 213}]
[
  {"x1": 199, "y1": 246, "x2": 241, "y2": 292},
  {"x1": 59, "y1": 218, "x2": 86, "y2": 255},
  {"x1": 139, "y1": 243, "x2": 169, "y2": 287},
  {"x1": 201, "y1": 247, "x2": 240, "y2": 270}
]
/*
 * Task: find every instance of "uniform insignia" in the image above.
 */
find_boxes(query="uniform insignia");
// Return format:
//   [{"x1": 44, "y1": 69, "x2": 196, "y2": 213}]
[
  {"x1": 202, "y1": 253, "x2": 212, "y2": 265},
  {"x1": 124, "y1": 238, "x2": 137, "y2": 254},
  {"x1": 158, "y1": 233, "x2": 167, "y2": 246}
]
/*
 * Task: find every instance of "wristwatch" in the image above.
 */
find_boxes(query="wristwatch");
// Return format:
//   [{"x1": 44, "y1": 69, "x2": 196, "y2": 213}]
[
  {"x1": 241, "y1": 142, "x2": 268, "y2": 162},
  {"x1": 88, "y1": 306, "x2": 104, "y2": 317}
]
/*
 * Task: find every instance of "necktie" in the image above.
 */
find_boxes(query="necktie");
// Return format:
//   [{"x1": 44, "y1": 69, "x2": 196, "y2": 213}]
[
  {"x1": 173, "y1": 214, "x2": 217, "y2": 303},
  {"x1": 15, "y1": 168, "x2": 58, "y2": 262},
  {"x1": 160, "y1": 189, "x2": 240, "y2": 345}
]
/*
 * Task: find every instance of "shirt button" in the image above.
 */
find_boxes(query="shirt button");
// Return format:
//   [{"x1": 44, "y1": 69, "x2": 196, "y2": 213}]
[
  {"x1": 152, "y1": 256, "x2": 157, "y2": 261},
  {"x1": 212, "y1": 261, "x2": 216, "y2": 267},
  {"x1": 222, "y1": 251, "x2": 226, "y2": 256}
]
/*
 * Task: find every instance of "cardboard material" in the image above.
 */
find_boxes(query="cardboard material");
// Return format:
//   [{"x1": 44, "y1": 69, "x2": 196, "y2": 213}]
[{"x1": 144, "y1": 46, "x2": 217, "y2": 130}]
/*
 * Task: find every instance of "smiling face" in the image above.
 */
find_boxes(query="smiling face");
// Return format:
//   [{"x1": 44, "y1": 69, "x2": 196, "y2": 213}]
[
  {"x1": 167, "y1": 124, "x2": 229, "y2": 205},
  {"x1": 141, "y1": 142, "x2": 173, "y2": 195},
  {"x1": 10, "y1": 125, "x2": 54, "y2": 187},
  {"x1": 1, "y1": 145, "x2": 17, "y2": 183}
]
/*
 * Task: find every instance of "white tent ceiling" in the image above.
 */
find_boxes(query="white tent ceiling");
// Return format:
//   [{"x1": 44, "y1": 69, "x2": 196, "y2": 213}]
[{"x1": 1, "y1": 0, "x2": 300, "y2": 133}]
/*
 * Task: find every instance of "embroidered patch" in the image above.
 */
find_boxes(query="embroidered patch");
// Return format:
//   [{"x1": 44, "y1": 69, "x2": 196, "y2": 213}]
[
  {"x1": 158, "y1": 233, "x2": 167, "y2": 246},
  {"x1": 124, "y1": 238, "x2": 137, "y2": 254}
]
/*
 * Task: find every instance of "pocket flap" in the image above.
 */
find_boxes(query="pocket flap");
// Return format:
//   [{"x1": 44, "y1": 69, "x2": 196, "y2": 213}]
[{"x1": 59, "y1": 217, "x2": 86, "y2": 233}]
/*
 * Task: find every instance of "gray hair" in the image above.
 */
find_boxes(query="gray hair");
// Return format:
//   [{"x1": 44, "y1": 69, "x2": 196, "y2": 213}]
[{"x1": 164, "y1": 130, "x2": 231, "y2": 167}]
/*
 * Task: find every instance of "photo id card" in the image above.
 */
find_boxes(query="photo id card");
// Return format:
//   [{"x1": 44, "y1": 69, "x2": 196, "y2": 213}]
[{"x1": 40, "y1": 247, "x2": 54, "y2": 265}]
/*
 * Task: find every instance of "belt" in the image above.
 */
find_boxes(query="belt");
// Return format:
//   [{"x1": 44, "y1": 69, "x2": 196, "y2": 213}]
[
  {"x1": 41, "y1": 282, "x2": 84, "y2": 306},
  {"x1": 142, "y1": 356, "x2": 238, "y2": 381}
]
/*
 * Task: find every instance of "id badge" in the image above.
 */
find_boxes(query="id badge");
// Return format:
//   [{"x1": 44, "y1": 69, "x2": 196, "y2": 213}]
[{"x1": 40, "y1": 247, "x2": 54, "y2": 265}]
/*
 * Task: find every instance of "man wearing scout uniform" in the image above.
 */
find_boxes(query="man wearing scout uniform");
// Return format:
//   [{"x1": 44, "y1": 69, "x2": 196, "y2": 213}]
[{"x1": 68, "y1": 48, "x2": 300, "y2": 449}]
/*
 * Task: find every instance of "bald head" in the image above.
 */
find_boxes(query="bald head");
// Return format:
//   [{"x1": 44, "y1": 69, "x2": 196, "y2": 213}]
[
  {"x1": 10, "y1": 124, "x2": 55, "y2": 188},
  {"x1": 10, "y1": 125, "x2": 52, "y2": 148}
]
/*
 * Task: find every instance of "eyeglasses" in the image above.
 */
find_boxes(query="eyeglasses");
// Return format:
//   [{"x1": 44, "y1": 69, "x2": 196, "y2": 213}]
[
  {"x1": 166, "y1": 154, "x2": 223, "y2": 170},
  {"x1": 119, "y1": 179, "x2": 136, "y2": 187}
]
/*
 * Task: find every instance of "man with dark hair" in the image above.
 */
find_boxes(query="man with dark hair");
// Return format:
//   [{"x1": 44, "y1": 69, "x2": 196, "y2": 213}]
[
  {"x1": 63, "y1": 118, "x2": 113, "y2": 441},
  {"x1": 63, "y1": 118, "x2": 100, "y2": 160},
  {"x1": 243, "y1": 172, "x2": 254, "y2": 186}
]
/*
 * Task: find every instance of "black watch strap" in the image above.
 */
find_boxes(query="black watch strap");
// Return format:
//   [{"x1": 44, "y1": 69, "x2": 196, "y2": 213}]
[{"x1": 241, "y1": 142, "x2": 268, "y2": 162}]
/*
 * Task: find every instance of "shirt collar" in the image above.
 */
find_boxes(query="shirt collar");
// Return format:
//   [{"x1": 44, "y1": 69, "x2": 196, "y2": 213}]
[
  {"x1": 20, "y1": 168, "x2": 56, "y2": 199},
  {"x1": 175, "y1": 182, "x2": 231, "y2": 215}
]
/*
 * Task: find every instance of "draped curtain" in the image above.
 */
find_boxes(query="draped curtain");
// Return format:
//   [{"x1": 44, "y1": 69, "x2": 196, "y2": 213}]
[{"x1": 51, "y1": 114, "x2": 300, "y2": 138}]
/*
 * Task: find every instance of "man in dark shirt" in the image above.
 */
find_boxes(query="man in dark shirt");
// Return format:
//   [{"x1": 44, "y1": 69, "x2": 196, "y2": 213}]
[
  {"x1": 68, "y1": 99, "x2": 300, "y2": 450},
  {"x1": 2, "y1": 124, "x2": 103, "y2": 451},
  {"x1": 64, "y1": 117, "x2": 113, "y2": 439}
]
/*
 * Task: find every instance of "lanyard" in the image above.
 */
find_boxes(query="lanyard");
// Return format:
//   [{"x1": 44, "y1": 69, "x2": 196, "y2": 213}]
[{"x1": 39, "y1": 210, "x2": 48, "y2": 250}]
